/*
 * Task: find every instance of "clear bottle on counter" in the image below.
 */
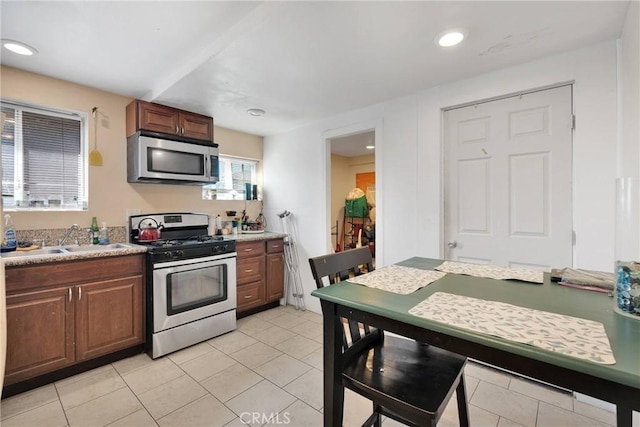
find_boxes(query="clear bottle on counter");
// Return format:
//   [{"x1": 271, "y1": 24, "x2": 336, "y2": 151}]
[{"x1": 99, "y1": 222, "x2": 110, "y2": 245}]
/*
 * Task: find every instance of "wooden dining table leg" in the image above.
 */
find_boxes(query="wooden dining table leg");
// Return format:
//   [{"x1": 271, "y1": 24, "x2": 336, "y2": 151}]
[{"x1": 321, "y1": 299, "x2": 344, "y2": 427}]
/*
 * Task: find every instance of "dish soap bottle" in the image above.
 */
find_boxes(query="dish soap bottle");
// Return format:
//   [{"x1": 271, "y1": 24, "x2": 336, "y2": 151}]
[
  {"x1": 90, "y1": 216, "x2": 99, "y2": 245},
  {"x1": 2, "y1": 214, "x2": 17, "y2": 252},
  {"x1": 99, "y1": 222, "x2": 110, "y2": 245}
]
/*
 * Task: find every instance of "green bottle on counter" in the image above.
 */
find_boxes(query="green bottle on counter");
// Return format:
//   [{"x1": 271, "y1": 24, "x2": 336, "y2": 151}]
[{"x1": 90, "y1": 216, "x2": 99, "y2": 245}]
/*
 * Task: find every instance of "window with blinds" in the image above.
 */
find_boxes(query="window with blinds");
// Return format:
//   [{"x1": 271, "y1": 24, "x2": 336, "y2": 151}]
[
  {"x1": 1, "y1": 101, "x2": 87, "y2": 210},
  {"x1": 202, "y1": 156, "x2": 257, "y2": 200}
]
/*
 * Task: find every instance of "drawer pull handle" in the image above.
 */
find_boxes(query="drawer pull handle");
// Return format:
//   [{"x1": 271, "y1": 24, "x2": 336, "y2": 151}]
[
  {"x1": 244, "y1": 248, "x2": 253, "y2": 252},
  {"x1": 272, "y1": 245, "x2": 280, "y2": 248},
  {"x1": 78, "y1": 287, "x2": 82, "y2": 300},
  {"x1": 245, "y1": 269, "x2": 253, "y2": 273},
  {"x1": 244, "y1": 295, "x2": 252, "y2": 299},
  {"x1": 68, "y1": 288, "x2": 72, "y2": 302}
]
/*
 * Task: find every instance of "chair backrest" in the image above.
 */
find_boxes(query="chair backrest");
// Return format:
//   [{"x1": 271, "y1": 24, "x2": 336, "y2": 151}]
[
  {"x1": 308, "y1": 246, "x2": 374, "y2": 290},
  {"x1": 309, "y1": 247, "x2": 379, "y2": 356}
]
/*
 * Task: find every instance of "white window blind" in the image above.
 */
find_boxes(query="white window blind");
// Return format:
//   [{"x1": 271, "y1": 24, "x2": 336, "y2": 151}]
[
  {"x1": 202, "y1": 156, "x2": 257, "y2": 200},
  {"x1": 1, "y1": 101, "x2": 87, "y2": 210}
]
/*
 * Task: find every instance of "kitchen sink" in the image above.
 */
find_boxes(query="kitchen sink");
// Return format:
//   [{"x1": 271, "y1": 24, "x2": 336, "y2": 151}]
[
  {"x1": 2, "y1": 243, "x2": 136, "y2": 259},
  {"x1": 1, "y1": 247, "x2": 68, "y2": 258},
  {"x1": 62, "y1": 243, "x2": 133, "y2": 252}
]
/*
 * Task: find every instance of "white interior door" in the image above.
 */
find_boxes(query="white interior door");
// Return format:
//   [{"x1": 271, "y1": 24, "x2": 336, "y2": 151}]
[{"x1": 443, "y1": 85, "x2": 573, "y2": 270}]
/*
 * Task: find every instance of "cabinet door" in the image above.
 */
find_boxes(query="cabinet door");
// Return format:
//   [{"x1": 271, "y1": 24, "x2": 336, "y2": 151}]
[
  {"x1": 265, "y1": 252, "x2": 284, "y2": 302},
  {"x1": 138, "y1": 101, "x2": 180, "y2": 135},
  {"x1": 75, "y1": 275, "x2": 144, "y2": 361},
  {"x1": 180, "y1": 112, "x2": 213, "y2": 142},
  {"x1": 5, "y1": 287, "x2": 75, "y2": 385}
]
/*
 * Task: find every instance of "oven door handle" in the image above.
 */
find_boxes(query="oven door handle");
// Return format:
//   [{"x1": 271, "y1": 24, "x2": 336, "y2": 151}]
[{"x1": 153, "y1": 253, "x2": 237, "y2": 270}]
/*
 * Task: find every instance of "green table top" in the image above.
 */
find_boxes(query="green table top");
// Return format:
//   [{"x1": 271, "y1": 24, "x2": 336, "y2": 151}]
[{"x1": 311, "y1": 257, "x2": 640, "y2": 390}]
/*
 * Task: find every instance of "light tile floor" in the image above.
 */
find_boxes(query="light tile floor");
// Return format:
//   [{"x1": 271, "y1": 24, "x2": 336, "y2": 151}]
[{"x1": 2, "y1": 305, "x2": 638, "y2": 427}]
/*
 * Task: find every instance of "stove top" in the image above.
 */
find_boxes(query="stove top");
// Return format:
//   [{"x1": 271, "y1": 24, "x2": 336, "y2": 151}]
[
  {"x1": 142, "y1": 235, "x2": 225, "y2": 247},
  {"x1": 129, "y1": 213, "x2": 236, "y2": 263}
]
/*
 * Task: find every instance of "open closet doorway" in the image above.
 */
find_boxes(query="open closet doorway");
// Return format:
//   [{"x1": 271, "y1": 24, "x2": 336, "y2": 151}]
[{"x1": 329, "y1": 130, "x2": 376, "y2": 262}]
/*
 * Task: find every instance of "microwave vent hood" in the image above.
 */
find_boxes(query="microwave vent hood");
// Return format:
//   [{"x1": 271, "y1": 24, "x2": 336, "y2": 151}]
[{"x1": 127, "y1": 132, "x2": 219, "y2": 185}]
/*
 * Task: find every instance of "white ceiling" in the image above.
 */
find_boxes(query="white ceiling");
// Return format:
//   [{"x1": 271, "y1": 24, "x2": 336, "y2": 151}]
[
  {"x1": 0, "y1": 1, "x2": 631, "y2": 157},
  {"x1": 331, "y1": 131, "x2": 375, "y2": 158}
]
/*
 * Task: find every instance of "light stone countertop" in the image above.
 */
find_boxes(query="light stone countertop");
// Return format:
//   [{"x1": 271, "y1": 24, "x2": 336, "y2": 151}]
[
  {"x1": 222, "y1": 231, "x2": 286, "y2": 242},
  {"x1": 1, "y1": 244, "x2": 148, "y2": 267},
  {"x1": 2, "y1": 231, "x2": 286, "y2": 267}
]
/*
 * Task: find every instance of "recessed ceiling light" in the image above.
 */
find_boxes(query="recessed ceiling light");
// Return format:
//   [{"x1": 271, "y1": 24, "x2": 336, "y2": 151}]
[
  {"x1": 247, "y1": 108, "x2": 266, "y2": 117},
  {"x1": 366, "y1": 145, "x2": 375, "y2": 150},
  {"x1": 2, "y1": 39, "x2": 37, "y2": 56},
  {"x1": 435, "y1": 30, "x2": 465, "y2": 48}
]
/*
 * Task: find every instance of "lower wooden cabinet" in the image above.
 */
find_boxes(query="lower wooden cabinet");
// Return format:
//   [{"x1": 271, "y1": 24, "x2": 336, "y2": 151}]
[
  {"x1": 266, "y1": 246, "x2": 285, "y2": 302},
  {"x1": 237, "y1": 238, "x2": 284, "y2": 315},
  {"x1": 75, "y1": 275, "x2": 144, "y2": 361},
  {"x1": 4, "y1": 254, "x2": 145, "y2": 386},
  {"x1": 5, "y1": 287, "x2": 75, "y2": 383}
]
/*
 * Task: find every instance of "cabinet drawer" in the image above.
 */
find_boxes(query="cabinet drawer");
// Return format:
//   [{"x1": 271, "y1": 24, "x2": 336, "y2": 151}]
[
  {"x1": 266, "y1": 239, "x2": 284, "y2": 253},
  {"x1": 236, "y1": 241, "x2": 265, "y2": 258},
  {"x1": 237, "y1": 281, "x2": 265, "y2": 312},
  {"x1": 237, "y1": 256, "x2": 265, "y2": 286},
  {"x1": 6, "y1": 254, "x2": 145, "y2": 292}
]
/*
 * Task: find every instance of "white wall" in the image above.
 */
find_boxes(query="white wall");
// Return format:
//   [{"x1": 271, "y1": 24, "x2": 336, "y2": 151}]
[
  {"x1": 264, "y1": 40, "x2": 622, "y2": 313},
  {"x1": 620, "y1": 0, "x2": 640, "y2": 179},
  {"x1": 619, "y1": 0, "x2": 640, "y2": 262}
]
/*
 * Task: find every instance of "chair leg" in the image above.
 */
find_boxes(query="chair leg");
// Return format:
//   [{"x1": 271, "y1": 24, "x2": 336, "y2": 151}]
[
  {"x1": 373, "y1": 406, "x2": 382, "y2": 427},
  {"x1": 456, "y1": 376, "x2": 470, "y2": 427},
  {"x1": 361, "y1": 410, "x2": 381, "y2": 427}
]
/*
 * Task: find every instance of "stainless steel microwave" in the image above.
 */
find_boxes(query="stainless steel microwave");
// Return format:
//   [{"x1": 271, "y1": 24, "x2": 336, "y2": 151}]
[{"x1": 127, "y1": 132, "x2": 219, "y2": 184}]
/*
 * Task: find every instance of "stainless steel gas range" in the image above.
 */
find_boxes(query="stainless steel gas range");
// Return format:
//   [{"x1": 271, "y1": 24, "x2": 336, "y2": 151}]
[{"x1": 129, "y1": 213, "x2": 236, "y2": 359}]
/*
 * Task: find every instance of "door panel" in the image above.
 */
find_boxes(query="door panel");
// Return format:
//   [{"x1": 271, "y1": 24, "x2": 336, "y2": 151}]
[
  {"x1": 444, "y1": 85, "x2": 573, "y2": 270},
  {"x1": 75, "y1": 276, "x2": 143, "y2": 361},
  {"x1": 509, "y1": 153, "x2": 548, "y2": 236},
  {"x1": 458, "y1": 158, "x2": 491, "y2": 234},
  {"x1": 5, "y1": 287, "x2": 75, "y2": 385}
]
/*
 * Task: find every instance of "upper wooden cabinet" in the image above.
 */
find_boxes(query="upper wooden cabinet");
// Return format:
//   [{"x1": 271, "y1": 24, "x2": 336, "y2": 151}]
[{"x1": 126, "y1": 99, "x2": 214, "y2": 143}]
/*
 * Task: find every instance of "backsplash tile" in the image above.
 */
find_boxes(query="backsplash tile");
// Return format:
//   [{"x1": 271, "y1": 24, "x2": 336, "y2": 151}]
[{"x1": 16, "y1": 226, "x2": 127, "y2": 247}]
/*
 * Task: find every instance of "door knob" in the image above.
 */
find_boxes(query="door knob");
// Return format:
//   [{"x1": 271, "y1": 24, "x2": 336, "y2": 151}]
[{"x1": 447, "y1": 241, "x2": 457, "y2": 248}]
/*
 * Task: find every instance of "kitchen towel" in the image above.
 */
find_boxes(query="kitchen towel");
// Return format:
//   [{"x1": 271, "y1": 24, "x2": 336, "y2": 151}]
[
  {"x1": 435, "y1": 260, "x2": 544, "y2": 284},
  {"x1": 409, "y1": 292, "x2": 615, "y2": 365},
  {"x1": 347, "y1": 264, "x2": 446, "y2": 294}
]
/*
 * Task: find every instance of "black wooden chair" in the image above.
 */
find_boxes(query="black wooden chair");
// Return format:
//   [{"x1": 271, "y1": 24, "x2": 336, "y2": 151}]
[{"x1": 309, "y1": 247, "x2": 469, "y2": 427}]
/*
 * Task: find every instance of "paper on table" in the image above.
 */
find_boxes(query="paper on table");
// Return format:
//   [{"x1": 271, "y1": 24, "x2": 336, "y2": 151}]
[
  {"x1": 409, "y1": 292, "x2": 615, "y2": 365},
  {"x1": 348, "y1": 264, "x2": 446, "y2": 294},
  {"x1": 435, "y1": 260, "x2": 544, "y2": 284}
]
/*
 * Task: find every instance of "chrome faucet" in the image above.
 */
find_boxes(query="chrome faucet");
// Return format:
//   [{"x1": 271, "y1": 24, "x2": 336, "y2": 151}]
[{"x1": 58, "y1": 224, "x2": 81, "y2": 246}]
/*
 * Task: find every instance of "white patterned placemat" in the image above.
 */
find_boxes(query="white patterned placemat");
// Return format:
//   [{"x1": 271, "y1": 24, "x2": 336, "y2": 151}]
[
  {"x1": 409, "y1": 292, "x2": 615, "y2": 364},
  {"x1": 435, "y1": 261, "x2": 544, "y2": 284},
  {"x1": 348, "y1": 265, "x2": 447, "y2": 294}
]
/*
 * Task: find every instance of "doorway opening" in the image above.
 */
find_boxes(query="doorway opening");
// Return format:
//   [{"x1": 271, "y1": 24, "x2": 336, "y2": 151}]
[{"x1": 328, "y1": 130, "x2": 376, "y2": 260}]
